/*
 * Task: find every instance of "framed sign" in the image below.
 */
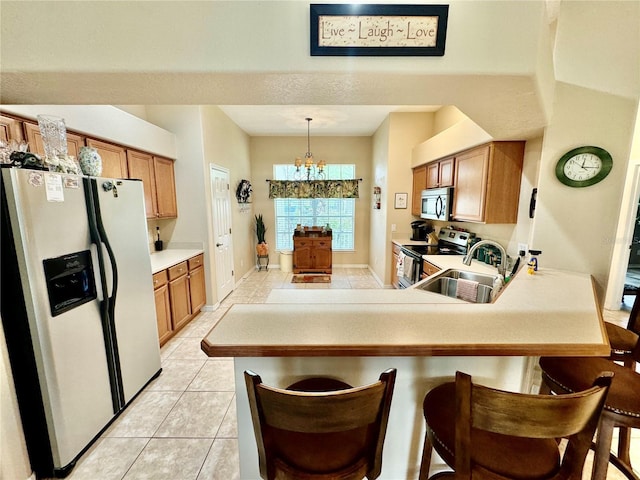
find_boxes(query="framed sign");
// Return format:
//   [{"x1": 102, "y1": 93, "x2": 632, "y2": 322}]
[
  {"x1": 395, "y1": 193, "x2": 408, "y2": 209},
  {"x1": 310, "y1": 4, "x2": 449, "y2": 56}
]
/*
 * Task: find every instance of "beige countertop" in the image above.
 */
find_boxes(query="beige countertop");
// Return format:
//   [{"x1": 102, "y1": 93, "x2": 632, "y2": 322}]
[
  {"x1": 202, "y1": 256, "x2": 609, "y2": 358},
  {"x1": 150, "y1": 249, "x2": 204, "y2": 273}
]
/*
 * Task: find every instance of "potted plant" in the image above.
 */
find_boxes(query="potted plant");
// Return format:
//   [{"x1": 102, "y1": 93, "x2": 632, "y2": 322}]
[{"x1": 255, "y1": 214, "x2": 268, "y2": 256}]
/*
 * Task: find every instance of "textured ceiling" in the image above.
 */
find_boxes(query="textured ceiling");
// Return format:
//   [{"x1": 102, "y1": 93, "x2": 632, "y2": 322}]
[{"x1": 217, "y1": 105, "x2": 441, "y2": 136}]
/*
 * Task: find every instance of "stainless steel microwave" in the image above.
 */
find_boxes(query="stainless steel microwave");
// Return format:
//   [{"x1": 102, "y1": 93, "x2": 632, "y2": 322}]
[{"x1": 421, "y1": 187, "x2": 452, "y2": 221}]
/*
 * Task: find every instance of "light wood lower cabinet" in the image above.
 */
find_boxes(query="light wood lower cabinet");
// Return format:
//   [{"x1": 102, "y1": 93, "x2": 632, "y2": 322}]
[
  {"x1": 391, "y1": 243, "x2": 401, "y2": 289},
  {"x1": 422, "y1": 259, "x2": 441, "y2": 278},
  {"x1": 188, "y1": 254, "x2": 206, "y2": 313},
  {"x1": 153, "y1": 253, "x2": 206, "y2": 346},
  {"x1": 169, "y1": 261, "x2": 192, "y2": 331},
  {"x1": 153, "y1": 270, "x2": 173, "y2": 345}
]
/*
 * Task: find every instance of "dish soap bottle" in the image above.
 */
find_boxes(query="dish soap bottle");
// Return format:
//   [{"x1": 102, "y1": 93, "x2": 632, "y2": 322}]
[{"x1": 527, "y1": 249, "x2": 541, "y2": 274}]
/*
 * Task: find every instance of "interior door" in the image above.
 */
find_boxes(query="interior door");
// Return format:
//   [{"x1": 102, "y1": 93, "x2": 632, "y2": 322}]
[{"x1": 210, "y1": 164, "x2": 234, "y2": 301}]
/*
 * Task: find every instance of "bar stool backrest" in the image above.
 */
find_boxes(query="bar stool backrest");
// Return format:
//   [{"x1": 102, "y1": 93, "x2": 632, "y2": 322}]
[
  {"x1": 454, "y1": 370, "x2": 613, "y2": 479},
  {"x1": 244, "y1": 368, "x2": 396, "y2": 480}
]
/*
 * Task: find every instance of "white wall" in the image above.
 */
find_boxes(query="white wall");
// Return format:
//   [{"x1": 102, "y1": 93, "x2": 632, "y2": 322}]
[
  {"x1": 531, "y1": 83, "x2": 637, "y2": 299},
  {"x1": 145, "y1": 106, "x2": 253, "y2": 304}
]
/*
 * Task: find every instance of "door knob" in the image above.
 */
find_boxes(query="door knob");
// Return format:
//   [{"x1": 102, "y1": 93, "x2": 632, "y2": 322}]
[{"x1": 216, "y1": 243, "x2": 223, "y2": 247}]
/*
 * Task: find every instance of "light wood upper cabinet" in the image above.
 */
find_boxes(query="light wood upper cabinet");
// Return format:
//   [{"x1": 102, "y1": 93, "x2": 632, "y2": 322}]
[
  {"x1": 412, "y1": 165, "x2": 427, "y2": 216},
  {"x1": 452, "y1": 141, "x2": 525, "y2": 224},
  {"x1": 426, "y1": 157, "x2": 455, "y2": 189},
  {"x1": 153, "y1": 156, "x2": 177, "y2": 218},
  {"x1": 0, "y1": 115, "x2": 24, "y2": 143},
  {"x1": 127, "y1": 150, "x2": 158, "y2": 218},
  {"x1": 23, "y1": 121, "x2": 85, "y2": 159},
  {"x1": 87, "y1": 138, "x2": 128, "y2": 179}
]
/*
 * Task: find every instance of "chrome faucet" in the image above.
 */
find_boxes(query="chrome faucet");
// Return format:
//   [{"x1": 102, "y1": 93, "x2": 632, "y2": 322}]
[{"x1": 463, "y1": 240, "x2": 508, "y2": 277}]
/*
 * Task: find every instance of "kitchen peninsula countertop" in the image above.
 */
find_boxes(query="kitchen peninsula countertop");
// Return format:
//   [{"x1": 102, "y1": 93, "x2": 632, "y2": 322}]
[
  {"x1": 201, "y1": 256, "x2": 609, "y2": 358},
  {"x1": 150, "y1": 249, "x2": 204, "y2": 274}
]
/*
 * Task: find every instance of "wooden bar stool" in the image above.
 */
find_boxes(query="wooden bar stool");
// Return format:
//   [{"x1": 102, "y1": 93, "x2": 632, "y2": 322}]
[
  {"x1": 419, "y1": 370, "x2": 612, "y2": 480},
  {"x1": 605, "y1": 293, "x2": 640, "y2": 369},
  {"x1": 244, "y1": 368, "x2": 396, "y2": 480},
  {"x1": 539, "y1": 345, "x2": 640, "y2": 480}
]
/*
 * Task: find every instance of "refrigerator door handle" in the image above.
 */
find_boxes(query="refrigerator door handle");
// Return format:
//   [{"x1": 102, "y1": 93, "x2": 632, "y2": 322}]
[{"x1": 83, "y1": 178, "x2": 125, "y2": 411}]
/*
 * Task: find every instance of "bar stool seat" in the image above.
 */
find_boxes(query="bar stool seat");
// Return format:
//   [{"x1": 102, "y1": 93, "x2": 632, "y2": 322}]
[
  {"x1": 606, "y1": 293, "x2": 640, "y2": 368},
  {"x1": 422, "y1": 382, "x2": 561, "y2": 479},
  {"x1": 539, "y1": 356, "x2": 640, "y2": 480},
  {"x1": 419, "y1": 371, "x2": 612, "y2": 480}
]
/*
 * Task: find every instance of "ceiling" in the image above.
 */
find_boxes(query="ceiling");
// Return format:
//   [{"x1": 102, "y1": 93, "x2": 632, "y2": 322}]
[{"x1": 217, "y1": 105, "x2": 441, "y2": 136}]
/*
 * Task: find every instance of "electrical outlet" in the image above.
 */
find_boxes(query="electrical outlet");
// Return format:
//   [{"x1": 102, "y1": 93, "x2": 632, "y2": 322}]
[
  {"x1": 518, "y1": 243, "x2": 528, "y2": 255},
  {"x1": 391, "y1": 224, "x2": 397, "y2": 232}
]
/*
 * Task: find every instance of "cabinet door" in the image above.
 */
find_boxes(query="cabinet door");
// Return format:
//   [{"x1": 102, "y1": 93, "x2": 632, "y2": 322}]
[
  {"x1": 188, "y1": 265, "x2": 206, "y2": 314},
  {"x1": 412, "y1": 165, "x2": 427, "y2": 216},
  {"x1": 169, "y1": 274, "x2": 191, "y2": 331},
  {"x1": 0, "y1": 115, "x2": 24, "y2": 143},
  {"x1": 153, "y1": 156, "x2": 177, "y2": 218},
  {"x1": 452, "y1": 145, "x2": 490, "y2": 222},
  {"x1": 127, "y1": 150, "x2": 158, "y2": 218},
  {"x1": 154, "y1": 284, "x2": 173, "y2": 345},
  {"x1": 87, "y1": 138, "x2": 128, "y2": 179},
  {"x1": 426, "y1": 162, "x2": 440, "y2": 189},
  {"x1": 314, "y1": 239, "x2": 332, "y2": 272},
  {"x1": 23, "y1": 122, "x2": 85, "y2": 159},
  {"x1": 293, "y1": 240, "x2": 314, "y2": 271},
  {"x1": 439, "y1": 157, "x2": 455, "y2": 187},
  {"x1": 391, "y1": 244, "x2": 401, "y2": 288}
]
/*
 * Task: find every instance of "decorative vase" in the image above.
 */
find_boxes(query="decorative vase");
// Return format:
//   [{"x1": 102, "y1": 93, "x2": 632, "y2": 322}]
[
  {"x1": 256, "y1": 243, "x2": 269, "y2": 256},
  {"x1": 78, "y1": 146, "x2": 103, "y2": 176},
  {"x1": 37, "y1": 115, "x2": 68, "y2": 160}
]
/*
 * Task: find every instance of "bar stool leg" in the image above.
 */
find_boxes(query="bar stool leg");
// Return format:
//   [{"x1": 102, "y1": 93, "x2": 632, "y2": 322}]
[
  {"x1": 419, "y1": 431, "x2": 433, "y2": 480},
  {"x1": 593, "y1": 415, "x2": 616, "y2": 480},
  {"x1": 618, "y1": 426, "x2": 632, "y2": 465}
]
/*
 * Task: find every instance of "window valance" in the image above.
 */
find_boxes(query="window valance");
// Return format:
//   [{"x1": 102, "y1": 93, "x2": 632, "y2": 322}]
[{"x1": 267, "y1": 179, "x2": 361, "y2": 199}]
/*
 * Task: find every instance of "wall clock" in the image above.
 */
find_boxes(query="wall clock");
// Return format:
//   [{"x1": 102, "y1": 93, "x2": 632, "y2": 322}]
[{"x1": 555, "y1": 146, "x2": 612, "y2": 187}]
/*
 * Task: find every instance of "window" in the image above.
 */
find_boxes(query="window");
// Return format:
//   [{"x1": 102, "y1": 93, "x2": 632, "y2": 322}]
[{"x1": 273, "y1": 164, "x2": 356, "y2": 251}]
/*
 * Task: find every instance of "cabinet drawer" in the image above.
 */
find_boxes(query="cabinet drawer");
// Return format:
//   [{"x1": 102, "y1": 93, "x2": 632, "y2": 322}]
[
  {"x1": 152, "y1": 270, "x2": 168, "y2": 289},
  {"x1": 168, "y1": 261, "x2": 188, "y2": 281},
  {"x1": 422, "y1": 260, "x2": 441, "y2": 277},
  {"x1": 294, "y1": 239, "x2": 310, "y2": 247},
  {"x1": 392, "y1": 243, "x2": 402, "y2": 256},
  {"x1": 188, "y1": 254, "x2": 204, "y2": 270}
]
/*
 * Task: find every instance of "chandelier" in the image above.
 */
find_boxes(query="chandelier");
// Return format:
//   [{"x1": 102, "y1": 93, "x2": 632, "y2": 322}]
[{"x1": 294, "y1": 117, "x2": 326, "y2": 181}]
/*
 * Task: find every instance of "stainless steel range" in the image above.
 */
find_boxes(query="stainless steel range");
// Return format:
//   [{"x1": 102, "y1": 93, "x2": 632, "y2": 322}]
[
  {"x1": 436, "y1": 228, "x2": 473, "y2": 255},
  {"x1": 397, "y1": 228, "x2": 473, "y2": 288}
]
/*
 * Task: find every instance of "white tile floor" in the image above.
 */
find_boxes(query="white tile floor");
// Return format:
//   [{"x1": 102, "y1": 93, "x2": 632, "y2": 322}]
[{"x1": 56, "y1": 268, "x2": 638, "y2": 480}]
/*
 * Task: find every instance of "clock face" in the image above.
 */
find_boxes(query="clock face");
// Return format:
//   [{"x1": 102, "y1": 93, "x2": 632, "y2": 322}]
[
  {"x1": 563, "y1": 153, "x2": 602, "y2": 181},
  {"x1": 555, "y1": 146, "x2": 612, "y2": 187}
]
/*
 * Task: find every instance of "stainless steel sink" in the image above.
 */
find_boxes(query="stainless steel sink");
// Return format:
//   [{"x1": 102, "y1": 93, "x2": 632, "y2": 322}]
[{"x1": 416, "y1": 269, "x2": 502, "y2": 303}]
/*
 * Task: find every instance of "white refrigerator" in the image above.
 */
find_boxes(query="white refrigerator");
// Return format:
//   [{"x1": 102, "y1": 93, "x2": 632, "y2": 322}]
[{"x1": 1, "y1": 167, "x2": 162, "y2": 478}]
